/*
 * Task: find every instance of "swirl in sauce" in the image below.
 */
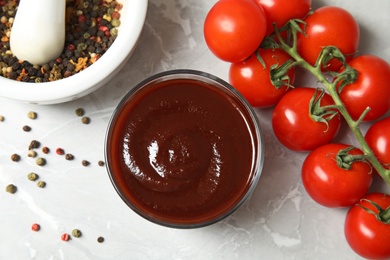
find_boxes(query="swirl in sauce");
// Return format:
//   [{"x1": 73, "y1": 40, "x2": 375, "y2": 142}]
[{"x1": 107, "y1": 79, "x2": 257, "y2": 224}]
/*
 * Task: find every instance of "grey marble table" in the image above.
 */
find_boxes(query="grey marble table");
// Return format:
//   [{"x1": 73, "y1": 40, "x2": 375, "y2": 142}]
[{"x1": 1, "y1": 0, "x2": 389, "y2": 259}]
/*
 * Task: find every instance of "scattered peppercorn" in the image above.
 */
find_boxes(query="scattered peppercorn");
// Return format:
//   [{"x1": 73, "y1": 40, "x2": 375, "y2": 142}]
[
  {"x1": 56, "y1": 148, "x2": 65, "y2": 155},
  {"x1": 11, "y1": 153, "x2": 20, "y2": 162},
  {"x1": 61, "y1": 233, "x2": 70, "y2": 241},
  {"x1": 31, "y1": 223, "x2": 40, "y2": 232},
  {"x1": 37, "y1": 181, "x2": 46, "y2": 188},
  {"x1": 72, "y1": 229, "x2": 82, "y2": 238},
  {"x1": 27, "y1": 172, "x2": 39, "y2": 181},
  {"x1": 98, "y1": 160, "x2": 105, "y2": 167},
  {"x1": 28, "y1": 140, "x2": 40, "y2": 150},
  {"x1": 0, "y1": 115, "x2": 4, "y2": 122},
  {"x1": 97, "y1": 236, "x2": 104, "y2": 243},
  {"x1": 82, "y1": 160, "x2": 90, "y2": 167},
  {"x1": 75, "y1": 108, "x2": 84, "y2": 117},
  {"x1": 42, "y1": 146, "x2": 50, "y2": 154},
  {"x1": 65, "y1": 153, "x2": 74, "y2": 160},
  {"x1": 27, "y1": 111, "x2": 38, "y2": 119},
  {"x1": 22, "y1": 125, "x2": 31, "y2": 132},
  {"x1": 81, "y1": 116, "x2": 90, "y2": 124},
  {"x1": 27, "y1": 150, "x2": 37, "y2": 158},
  {"x1": 6, "y1": 184, "x2": 17, "y2": 194},
  {"x1": 36, "y1": 157, "x2": 46, "y2": 166}
]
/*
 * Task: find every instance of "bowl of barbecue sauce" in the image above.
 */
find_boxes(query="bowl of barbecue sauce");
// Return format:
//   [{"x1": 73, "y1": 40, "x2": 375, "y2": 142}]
[{"x1": 105, "y1": 70, "x2": 264, "y2": 228}]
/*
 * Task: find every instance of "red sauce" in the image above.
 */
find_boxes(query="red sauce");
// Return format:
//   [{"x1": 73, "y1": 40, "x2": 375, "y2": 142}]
[{"x1": 106, "y1": 75, "x2": 260, "y2": 227}]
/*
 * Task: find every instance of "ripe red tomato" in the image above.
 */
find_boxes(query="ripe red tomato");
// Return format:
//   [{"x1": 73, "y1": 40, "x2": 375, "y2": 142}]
[
  {"x1": 338, "y1": 55, "x2": 390, "y2": 122},
  {"x1": 302, "y1": 143, "x2": 372, "y2": 207},
  {"x1": 228, "y1": 48, "x2": 295, "y2": 108},
  {"x1": 345, "y1": 193, "x2": 390, "y2": 259},
  {"x1": 204, "y1": 0, "x2": 267, "y2": 63},
  {"x1": 297, "y1": 6, "x2": 360, "y2": 71},
  {"x1": 272, "y1": 87, "x2": 341, "y2": 151},
  {"x1": 256, "y1": 0, "x2": 312, "y2": 35},
  {"x1": 365, "y1": 116, "x2": 390, "y2": 169}
]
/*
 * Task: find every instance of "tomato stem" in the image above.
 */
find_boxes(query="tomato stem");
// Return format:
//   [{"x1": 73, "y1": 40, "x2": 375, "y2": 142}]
[
  {"x1": 359, "y1": 199, "x2": 390, "y2": 224},
  {"x1": 271, "y1": 20, "x2": 390, "y2": 188}
]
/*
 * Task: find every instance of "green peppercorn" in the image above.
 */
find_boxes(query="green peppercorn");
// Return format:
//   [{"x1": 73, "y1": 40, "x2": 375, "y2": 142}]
[
  {"x1": 83, "y1": 32, "x2": 91, "y2": 40},
  {"x1": 81, "y1": 116, "x2": 90, "y2": 124},
  {"x1": 75, "y1": 108, "x2": 85, "y2": 117},
  {"x1": 27, "y1": 172, "x2": 39, "y2": 181},
  {"x1": 6, "y1": 184, "x2": 17, "y2": 194},
  {"x1": 72, "y1": 229, "x2": 82, "y2": 238},
  {"x1": 110, "y1": 28, "x2": 118, "y2": 37},
  {"x1": 27, "y1": 111, "x2": 38, "y2": 119},
  {"x1": 111, "y1": 18, "x2": 120, "y2": 27},
  {"x1": 37, "y1": 181, "x2": 46, "y2": 188},
  {"x1": 36, "y1": 157, "x2": 46, "y2": 166}
]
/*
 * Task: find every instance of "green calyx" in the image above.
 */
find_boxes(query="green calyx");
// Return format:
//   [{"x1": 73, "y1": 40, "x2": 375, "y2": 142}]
[
  {"x1": 254, "y1": 48, "x2": 295, "y2": 90},
  {"x1": 309, "y1": 88, "x2": 339, "y2": 131},
  {"x1": 334, "y1": 146, "x2": 369, "y2": 170},
  {"x1": 358, "y1": 199, "x2": 390, "y2": 224}
]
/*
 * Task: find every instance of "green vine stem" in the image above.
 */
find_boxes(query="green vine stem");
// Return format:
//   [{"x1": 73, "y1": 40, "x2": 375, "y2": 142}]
[{"x1": 269, "y1": 21, "x2": 390, "y2": 188}]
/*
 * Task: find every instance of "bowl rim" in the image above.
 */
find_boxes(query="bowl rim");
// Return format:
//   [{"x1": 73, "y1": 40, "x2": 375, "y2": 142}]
[
  {"x1": 104, "y1": 69, "x2": 265, "y2": 229},
  {"x1": 0, "y1": 0, "x2": 148, "y2": 104}
]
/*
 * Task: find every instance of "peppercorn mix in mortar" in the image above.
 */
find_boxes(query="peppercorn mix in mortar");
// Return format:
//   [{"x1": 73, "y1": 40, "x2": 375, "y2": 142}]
[{"x1": 0, "y1": 0, "x2": 122, "y2": 82}]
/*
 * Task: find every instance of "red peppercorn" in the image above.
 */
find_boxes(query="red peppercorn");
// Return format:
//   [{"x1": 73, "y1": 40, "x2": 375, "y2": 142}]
[
  {"x1": 96, "y1": 17, "x2": 102, "y2": 24},
  {"x1": 111, "y1": 12, "x2": 121, "y2": 19},
  {"x1": 104, "y1": 30, "x2": 111, "y2": 37},
  {"x1": 78, "y1": 15, "x2": 86, "y2": 24},
  {"x1": 67, "y1": 44, "x2": 76, "y2": 51},
  {"x1": 56, "y1": 148, "x2": 65, "y2": 155},
  {"x1": 61, "y1": 233, "x2": 70, "y2": 241},
  {"x1": 32, "y1": 223, "x2": 40, "y2": 231},
  {"x1": 99, "y1": 25, "x2": 108, "y2": 32},
  {"x1": 56, "y1": 57, "x2": 62, "y2": 64}
]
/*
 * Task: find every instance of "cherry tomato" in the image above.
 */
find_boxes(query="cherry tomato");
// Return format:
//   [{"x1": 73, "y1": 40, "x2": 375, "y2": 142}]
[
  {"x1": 272, "y1": 87, "x2": 341, "y2": 151},
  {"x1": 256, "y1": 0, "x2": 312, "y2": 35},
  {"x1": 228, "y1": 48, "x2": 295, "y2": 108},
  {"x1": 302, "y1": 143, "x2": 372, "y2": 207},
  {"x1": 365, "y1": 116, "x2": 390, "y2": 169},
  {"x1": 338, "y1": 55, "x2": 390, "y2": 122},
  {"x1": 204, "y1": 0, "x2": 267, "y2": 63},
  {"x1": 297, "y1": 6, "x2": 360, "y2": 71},
  {"x1": 345, "y1": 193, "x2": 390, "y2": 259}
]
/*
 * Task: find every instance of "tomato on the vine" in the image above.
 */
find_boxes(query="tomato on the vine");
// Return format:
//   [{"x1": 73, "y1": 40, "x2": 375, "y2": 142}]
[
  {"x1": 338, "y1": 55, "x2": 390, "y2": 122},
  {"x1": 229, "y1": 48, "x2": 295, "y2": 108},
  {"x1": 345, "y1": 193, "x2": 390, "y2": 259},
  {"x1": 256, "y1": 0, "x2": 312, "y2": 36},
  {"x1": 203, "y1": 0, "x2": 267, "y2": 63},
  {"x1": 297, "y1": 6, "x2": 360, "y2": 71},
  {"x1": 365, "y1": 116, "x2": 390, "y2": 169},
  {"x1": 302, "y1": 143, "x2": 372, "y2": 208},
  {"x1": 272, "y1": 87, "x2": 341, "y2": 151}
]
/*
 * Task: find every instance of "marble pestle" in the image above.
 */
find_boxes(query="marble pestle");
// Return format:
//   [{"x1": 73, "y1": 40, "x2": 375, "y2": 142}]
[{"x1": 10, "y1": 0, "x2": 66, "y2": 65}]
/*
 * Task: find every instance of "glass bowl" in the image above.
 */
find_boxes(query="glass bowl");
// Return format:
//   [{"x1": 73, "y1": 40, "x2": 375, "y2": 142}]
[{"x1": 105, "y1": 69, "x2": 264, "y2": 228}]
